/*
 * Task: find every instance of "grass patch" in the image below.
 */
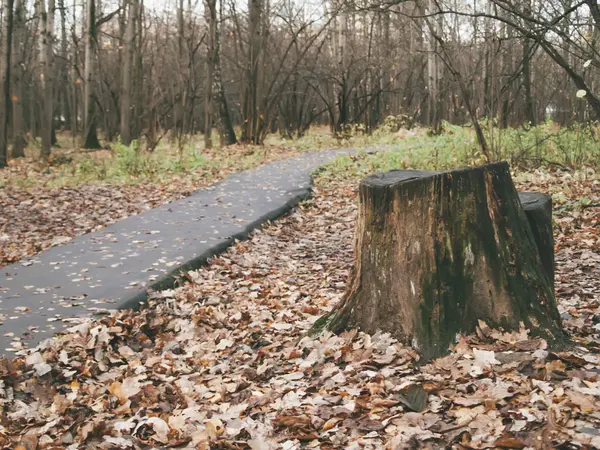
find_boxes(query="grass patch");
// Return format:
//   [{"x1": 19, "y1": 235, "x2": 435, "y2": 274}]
[
  {"x1": 317, "y1": 121, "x2": 600, "y2": 183},
  {"x1": 0, "y1": 135, "x2": 301, "y2": 189},
  {"x1": 0, "y1": 125, "x2": 423, "y2": 190},
  {"x1": 3, "y1": 122, "x2": 599, "y2": 190}
]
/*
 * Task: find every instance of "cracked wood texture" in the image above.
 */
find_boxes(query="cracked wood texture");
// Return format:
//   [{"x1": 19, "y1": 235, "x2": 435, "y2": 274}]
[{"x1": 323, "y1": 162, "x2": 563, "y2": 360}]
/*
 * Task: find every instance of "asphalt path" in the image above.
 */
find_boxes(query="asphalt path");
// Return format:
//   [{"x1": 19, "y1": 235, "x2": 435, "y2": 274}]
[{"x1": 0, "y1": 147, "x2": 383, "y2": 354}]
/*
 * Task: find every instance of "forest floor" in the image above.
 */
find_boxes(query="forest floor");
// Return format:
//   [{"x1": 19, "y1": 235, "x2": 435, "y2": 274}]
[
  {"x1": 2, "y1": 151, "x2": 600, "y2": 448},
  {"x1": 1, "y1": 123, "x2": 597, "y2": 268},
  {"x1": 0, "y1": 127, "x2": 415, "y2": 268},
  {"x1": 0, "y1": 137, "x2": 306, "y2": 268}
]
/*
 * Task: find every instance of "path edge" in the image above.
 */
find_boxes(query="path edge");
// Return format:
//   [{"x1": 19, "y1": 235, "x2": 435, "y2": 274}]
[{"x1": 117, "y1": 185, "x2": 314, "y2": 311}]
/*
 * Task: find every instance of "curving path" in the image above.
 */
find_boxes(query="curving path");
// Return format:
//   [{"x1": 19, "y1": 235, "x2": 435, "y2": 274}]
[{"x1": 0, "y1": 147, "x2": 382, "y2": 354}]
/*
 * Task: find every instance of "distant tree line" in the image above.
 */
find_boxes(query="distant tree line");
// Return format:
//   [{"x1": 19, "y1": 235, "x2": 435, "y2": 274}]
[{"x1": 0, "y1": 0, "x2": 598, "y2": 167}]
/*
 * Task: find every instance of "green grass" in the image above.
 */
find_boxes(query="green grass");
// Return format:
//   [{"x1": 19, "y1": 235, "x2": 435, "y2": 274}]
[
  {"x1": 73, "y1": 140, "x2": 216, "y2": 184},
  {"x1": 3, "y1": 121, "x2": 599, "y2": 190},
  {"x1": 485, "y1": 120, "x2": 600, "y2": 168},
  {"x1": 1, "y1": 124, "x2": 421, "y2": 190},
  {"x1": 316, "y1": 121, "x2": 600, "y2": 183},
  {"x1": 0, "y1": 134, "x2": 300, "y2": 189}
]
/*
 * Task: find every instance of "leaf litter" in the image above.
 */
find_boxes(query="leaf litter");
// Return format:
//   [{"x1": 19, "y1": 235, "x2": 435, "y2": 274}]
[
  {"x1": 0, "y1": 145, "x2": 300, "y2": 268},
  {"x1": 1, "y1": 168, "x2": 600, "y2": 449}
]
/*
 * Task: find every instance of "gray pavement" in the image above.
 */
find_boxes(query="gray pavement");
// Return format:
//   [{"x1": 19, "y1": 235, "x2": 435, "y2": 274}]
[{"x1": 0, "y1": 147, "x2": 381, "y2": 354}]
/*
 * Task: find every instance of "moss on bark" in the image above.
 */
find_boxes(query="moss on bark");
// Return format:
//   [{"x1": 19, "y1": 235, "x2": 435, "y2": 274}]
[{"x1": 318, "y1": 162, "x2": 565, "y2": 360}]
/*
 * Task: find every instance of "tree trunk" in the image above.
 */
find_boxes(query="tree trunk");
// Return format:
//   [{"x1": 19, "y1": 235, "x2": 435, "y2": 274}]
[
  {"x1": 39, "y1": 0, "x2": 55, "y2": 161},
  {"x1": 425, "y1": 0, "x2": 442, "y2": 134},
  {"x1": 133, "y1": 0, "x2": 143, "y2": 140},
  {"x1": 204, "y1": 0, "x2": 236, "y2": 146},
  {"x1": 69, "y1": 0, "x2": 78, "y2": 139},
  {"x1": 120, "y1": 0, "x2": 137, "y2": 146},
  {"x1": 83, "y1": 0, "x2": 101, "y2": 149},
  {"x1": 498, "y1": 9, "x2": 515, "y2": 129},
  {"x1": 315, "y1": 163, "x2": 563, "y2": 360},
  {"x1": 174, "y1": 0, "x2": 186, "y2": 140},
  {"x1": 10, "y1": 0, "x2": 25, "y2": 158},
  {"x1": 58, "y1": 0, "x2": 70, "y2": 131},
  {"x1": 204, "y1": 0, "x2": 215, "y2": 149},
  {"x1": 335, "y1": 3, "x2": 349, "y2": 133},
  {"x1": 0, "y1": 0, "x2": 14, "y2": 167},
  {"x1": 255, "y1": 0, "x2": 268, "y2": 141},
  {"x1": 240, "y1": 0, "x2": 262, "y2": 144},
  {"x1": 522, "y1": 0, "x2": 535, "y2": 126},
  {"x1": 419, "y1": 0, "x2": 490, "y2": 160}
]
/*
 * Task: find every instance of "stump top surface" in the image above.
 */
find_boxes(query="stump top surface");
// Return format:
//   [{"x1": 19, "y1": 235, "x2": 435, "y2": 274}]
[
  {"x1": 518, "y1": 191, "x2": 552, "y2": 207},
  {"x1": 362, "y1": 169, "x2": 440, "y2": 188},
  {"x1": 362, "y1": 163, "x2": 512, "y2": 189}
]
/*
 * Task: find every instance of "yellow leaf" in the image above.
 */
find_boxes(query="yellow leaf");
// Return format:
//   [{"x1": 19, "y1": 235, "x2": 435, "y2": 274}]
[
  {"x1": 322, "y1": 417, "x2": 340, "y2": 431},
  {"x1": 205, "y1": 419, "x2": 225, "y2": 439}
]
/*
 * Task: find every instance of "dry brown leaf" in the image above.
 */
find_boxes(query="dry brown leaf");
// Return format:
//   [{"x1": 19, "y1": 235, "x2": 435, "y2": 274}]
[{"x1": 493, "y1": 435, "x2": 527, "y2": 449}]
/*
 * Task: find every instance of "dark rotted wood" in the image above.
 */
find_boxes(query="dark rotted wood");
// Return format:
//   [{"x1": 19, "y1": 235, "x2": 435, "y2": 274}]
[
  {"x1": 518, "y1": 192, "x2": 554, "y2": 289},
  {"x1": 313, "y1": 162, "x2": 564, "y2": 360}
]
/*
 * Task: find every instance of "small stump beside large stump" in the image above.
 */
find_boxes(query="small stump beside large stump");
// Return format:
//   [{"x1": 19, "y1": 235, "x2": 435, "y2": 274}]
[
  {"x1": 317, "y1": 162, "x2": 563, "y2": 360},
  {"x1": 518, "y1": 192, "x2": 555, "y2": 290}
]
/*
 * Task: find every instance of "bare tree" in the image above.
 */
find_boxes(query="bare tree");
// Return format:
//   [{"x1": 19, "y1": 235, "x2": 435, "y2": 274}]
[
  {"x1": 120, "y1": 0, "x2": 138, "y2": 145},
  {"x1": 0, "y1": 0, "x2": 598, "y2": 167},
  {"x1": 10, "y1": 0, "x2": 25, "y2": 158},
  {"x1": 0, "y1": 0, "x2": 15, "y2": 167},
  {"x1": 57, "y1": 0, "x2": 70, "y2": 134},
  {"x1": 39, "y1": 0, "x2": 55, "y2": 161},
  {"x1": 204, "y1": 0, "x2": 215, "y2": 148},
  {"x1": 425, "y1": 0, "x2": 443, "y2": 134},
  {"x1": 83, "y1": 0, "x2": 101, "y2": 148},
  {"x1": 418, "y1": 0, "x2": 490, "y2": 159},
  {"x1": 240, "y1": 0, "x2": 263, "y2": 144},
  {"x1": 205, "y1": 0, "x2": 236, "y2": 146}
]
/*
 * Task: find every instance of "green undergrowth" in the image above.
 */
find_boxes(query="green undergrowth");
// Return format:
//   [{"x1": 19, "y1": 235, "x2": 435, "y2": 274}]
[
  {"x1": 316, "y1": 121, "x2": 600, "y2": 183},
  {"x1": 74, "y1": 141, "x2": 215, "y2": 184},
  {"x1": 0, "y1": 136, "x2": 298, "y2": 189},
  {"x1": 64, "y1": 140, "x2": 289, "y2": 187},
  {"x1": 3, "y1": 121, "x2": 599, "y2": 190},
  {"x1": 265, "y1": 124, "x2": 412, "y2": 152}
]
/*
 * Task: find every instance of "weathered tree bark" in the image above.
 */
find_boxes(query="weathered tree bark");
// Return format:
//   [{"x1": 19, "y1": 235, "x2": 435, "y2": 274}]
[
  {"x1": 204, "y1": 0, "x2": 215, "y2": 149},
  {"x1": 69, "y1": 0, "x2": 78, "y2": 138},
  {"x1": 58, "y1": 0, "x2": 70, "y2": 132},
  {"x1": 0, "y1": 0, "x2": 15, "y2": 167},
  {"x1": 174, "y1": 0, "x2": 187, "y2": 141},
  {"x1": 10, "y1": 0, "x2": 26, "y2": 159},
  {"x1": 39, "y1": 0, "x2": 55, "y2": 161},
  {"x1": 316, "y1": 163, "x2": 563, "y2": 360},
  {"x1": 83, "y1": 0, "x2": 101, "y2": 149},
  {"x1": 133, "y1": 0, "x2": 143, "y2": 140},
  {"x1": 425, "y1": 0, "x2": 442, "y2": 134},
  {"x1": 240, "y1": 0, "x2": 262, "y2": 144},
  {"x1": 205, "y1": 0, "x2": 236, "y2": 146},
  {"x1": 120, "y1": 0, "x2": 137, "y2": 146}
]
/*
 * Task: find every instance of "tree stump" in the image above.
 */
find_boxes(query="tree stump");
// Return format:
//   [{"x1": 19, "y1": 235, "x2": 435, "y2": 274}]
[
  {"x1": 518, "y1": 192, "x2": 554, "y2": 290},
  {"x1": 317, "y1": 162, "x2": 563, "y2": 360}
]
